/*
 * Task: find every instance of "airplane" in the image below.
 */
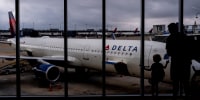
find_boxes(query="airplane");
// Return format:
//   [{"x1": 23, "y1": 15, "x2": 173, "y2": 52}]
[
  {"x1": 133, "y1": 27, "x2": 140, "y2": 34},
  {"x1": 148, "y1": 28, "x2": 153, "y2": 34},
  {"x1": 120, "y1": 27, "x2": 140, "y2": 37},
  {"x1": 1, "y1": 11, "x2": 200, "y2": 88},
  {"x1": 111, "y1": 27, "x2": 117, "y2": 40}
]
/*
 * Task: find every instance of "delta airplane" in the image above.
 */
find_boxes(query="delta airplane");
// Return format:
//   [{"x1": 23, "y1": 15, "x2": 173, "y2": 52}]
[
  {"x1": 119, "y1": 27, "x2": 140, "y2": 37},
  {"x1": 1, "y1": 11, "x2": 200, "y2": 86}
]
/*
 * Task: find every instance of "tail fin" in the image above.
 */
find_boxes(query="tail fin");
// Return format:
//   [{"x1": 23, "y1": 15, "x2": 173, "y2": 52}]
[
  {"x1": 133, "y1": 28, "x2": 139, "y2": 33},
  {"x1": 149, "y1": 28, "x2": 153, "y2": 34},
  {"x1": 8, "y1": 11, "x2": 16, "y2": 37},
  {"x1": 111, "y1": 27, "x2": 117, "y2": 40}
]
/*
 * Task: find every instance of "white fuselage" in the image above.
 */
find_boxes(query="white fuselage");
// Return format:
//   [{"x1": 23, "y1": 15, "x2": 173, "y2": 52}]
[{"x1": 7, "y1": 36, "x2": 195, "y2": 82}]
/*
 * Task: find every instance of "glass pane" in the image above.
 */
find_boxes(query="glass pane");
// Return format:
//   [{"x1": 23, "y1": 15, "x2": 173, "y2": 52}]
[
  {"x1": 145, "y1": 0, "x2": 178, "y2": 96},
  {"x1": 68, "y1": 0, "x2": 102, "y2": 96},
  {"x1": 20, "y1": 0, "x2": 64, "y2": 96},
  {"x1": 106, "y1": 0, "x2": 141, "y2": 95},
  {"x1": 0, "y1": 0, "x2": 16, "y2": 96},
  {"x1": 184, "y1": 0, "x2": 200, "y2": 96}
]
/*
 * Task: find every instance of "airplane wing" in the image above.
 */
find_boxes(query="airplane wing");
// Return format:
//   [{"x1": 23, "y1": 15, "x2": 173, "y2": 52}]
[
  {"x1": 0, "y1": 55, "x2": 76, "y2": 62},
  {"x1": 0, "y1": 40, "x2": 12, "y2": 45},
  {"x1": 0, "y1": 55, "x2": 126, "y2": 65},
  {"x1": 106, "y1": 60, "x2": 120, "y2": 65},
  {"x1": 106, "y1": 60, "x2": 127, "y2": 65}
]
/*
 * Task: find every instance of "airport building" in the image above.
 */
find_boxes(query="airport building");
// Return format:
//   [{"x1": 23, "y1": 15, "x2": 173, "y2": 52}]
[{"x1": 152, "y1": 24, "x2": 166, "y2": 35}]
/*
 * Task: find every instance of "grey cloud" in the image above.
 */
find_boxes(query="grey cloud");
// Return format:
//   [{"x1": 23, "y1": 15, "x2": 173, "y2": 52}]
[
  {"x1": 20, "y1": 0, "x2": 64, "y2": 29},
  {"x1": 0, "y1": 0, "x2": 200, "y2": 31},
  {"x1": 68, "y1": 0, "x2": 102, "y2": 30}
]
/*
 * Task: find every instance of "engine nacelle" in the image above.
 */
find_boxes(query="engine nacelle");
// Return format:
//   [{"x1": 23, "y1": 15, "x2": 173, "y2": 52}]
[{"x1": 33, "y1": 64, "x2": 60, "y2": 82}]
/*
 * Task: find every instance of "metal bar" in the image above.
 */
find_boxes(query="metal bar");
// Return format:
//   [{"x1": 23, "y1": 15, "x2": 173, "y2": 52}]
[
  {"x1": 102, "y1": 0, "x2": 106, "y2": 97},
  {"x1": 16, "y1": 0, "x2": 21, "y2": 98},
  {"x1": 140, "y1": 0, "x2": 145, "y2": 96},
  {"x1": 64, "y1": 0, "x2": 68, "y2": 98},
  {"x1": 179, "y1": 0, "x2": 184, "y2": 33}
]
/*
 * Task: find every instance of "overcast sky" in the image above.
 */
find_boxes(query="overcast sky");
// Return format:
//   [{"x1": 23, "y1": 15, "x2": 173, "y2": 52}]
[{"x1": 0, "y1": 0, "x2": 200, "y2": 31}]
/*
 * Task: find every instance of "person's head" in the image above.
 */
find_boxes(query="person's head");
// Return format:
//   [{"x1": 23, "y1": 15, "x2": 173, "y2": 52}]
[
  {"x1": 168, "y1": 23, "x2": 178, "y2": 34},
  {"x1": 153, "y1": 54, "x2": 161, "y2": 63}
]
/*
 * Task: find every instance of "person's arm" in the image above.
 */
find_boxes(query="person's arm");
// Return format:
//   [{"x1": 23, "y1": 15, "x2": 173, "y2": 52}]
[
  {"x1": 144, "y1": 65, "x2": 151, "y2": 71},
  {"x1": 164, "y1": 60, "x2": 169, "y2": 68}
]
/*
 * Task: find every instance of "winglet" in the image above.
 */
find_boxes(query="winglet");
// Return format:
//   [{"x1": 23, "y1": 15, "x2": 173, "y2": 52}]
[{"x1": 8, "y1": 11, "x2": 16, "y2": 38}]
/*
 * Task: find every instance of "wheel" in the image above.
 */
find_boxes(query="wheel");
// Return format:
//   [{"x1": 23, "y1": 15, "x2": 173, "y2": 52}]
[
  {"x1": 5, "y1": 70, "x2": 9, "y2": 75},
  {"x1": 75, "y1": 67, "x2": 89, "y2": 80},
  {"x1": 21, "y1": 68, "x2": 25, "y2": 73}
]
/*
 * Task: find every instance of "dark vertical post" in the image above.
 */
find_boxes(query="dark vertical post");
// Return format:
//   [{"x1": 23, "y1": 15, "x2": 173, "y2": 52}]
[
  {"x1": 102, "y1": 0, "x2": 106, "y2": 97},
  {"x1": 179, "y1": 0, "x2": 184, "y2": 33},
  {"x1": 16, "y1": 0, "x2": 21, "y2": 98},
  {"x1": 64, "y1": 0, "x2": 68, "y2": 98},
  {"x1": 140, "y1": 0, "x2": 145, "y2": 96},
  {"x1": 178, "y1": 0, "x2": 184, "y2": 96}
]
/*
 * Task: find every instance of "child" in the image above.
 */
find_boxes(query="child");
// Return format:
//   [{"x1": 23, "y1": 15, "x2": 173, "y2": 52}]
[{"x1": 145, "y1": 54, "x2": 169, "y2": 96}]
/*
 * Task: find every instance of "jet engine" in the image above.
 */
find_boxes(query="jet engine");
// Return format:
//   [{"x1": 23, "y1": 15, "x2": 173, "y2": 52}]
[{"x1": 33, "y1": 59, "x2": 60, "y2": 82}]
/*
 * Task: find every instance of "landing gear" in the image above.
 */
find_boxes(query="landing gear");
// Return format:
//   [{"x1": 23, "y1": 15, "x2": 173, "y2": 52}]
[
  {"x1": 75, "y1": 67, "x2": 89, "y2": 74},
  {"x1": 48, "y1": 81, "x2": 62, "y2": 91},
  {"x1": 74, "y1": 67, "x2": 90, "y2": 81},
  {"x1": 5, "y1": 70, "x2": 9, "y2": 75}
]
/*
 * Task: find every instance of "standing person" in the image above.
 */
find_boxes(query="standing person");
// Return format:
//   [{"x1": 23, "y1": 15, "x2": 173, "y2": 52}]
[
  {"x1": 166, "y1": 22, "x2": 192, "y2": 97},
  {"x1": 145, "y1": 54, "x2": 169, "y2": 96}
]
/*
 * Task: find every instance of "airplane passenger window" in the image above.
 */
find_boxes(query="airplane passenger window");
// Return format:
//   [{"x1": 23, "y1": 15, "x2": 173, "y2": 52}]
[{"x1": 118, "y1": 52, "x2": 120, "y2": 55}]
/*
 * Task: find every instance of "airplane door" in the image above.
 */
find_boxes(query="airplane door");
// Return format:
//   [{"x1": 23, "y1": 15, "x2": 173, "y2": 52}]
[{"x1": 82, "y1": 45, "x2": 90, "y2": 60}]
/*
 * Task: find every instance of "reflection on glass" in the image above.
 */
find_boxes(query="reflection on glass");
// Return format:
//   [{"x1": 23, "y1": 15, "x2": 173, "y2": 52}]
[
  {"x1": 106, "y1": 0, "x2": 141, "y2": 95},
  {"x1": 0, "y1": 0, "x2": 16, "y2": 96},
  {"x1": 145, "y1": 0, "x2": 179, "y2": 96},
  {"x1": 68, "y1": 0, "x2": 102, "y2": 96},
  {"x1": 20, "y1": 0, "x2": 64, "y2": 96}
]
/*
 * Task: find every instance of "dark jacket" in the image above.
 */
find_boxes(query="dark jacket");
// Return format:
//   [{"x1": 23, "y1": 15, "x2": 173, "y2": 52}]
[{"x1": 166, "y1": 33, "x2": 192, "y2": 80}]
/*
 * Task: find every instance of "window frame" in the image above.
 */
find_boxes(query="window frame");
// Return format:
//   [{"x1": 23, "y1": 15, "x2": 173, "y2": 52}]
[{"x1": 12, "y1": 0, "x2": 185, "y2": 98}]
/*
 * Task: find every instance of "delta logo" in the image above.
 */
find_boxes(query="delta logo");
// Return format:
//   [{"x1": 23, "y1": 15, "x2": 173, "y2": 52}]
[{"x1": 105, "y1": 45, "x2": 137, "y2": 52}]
